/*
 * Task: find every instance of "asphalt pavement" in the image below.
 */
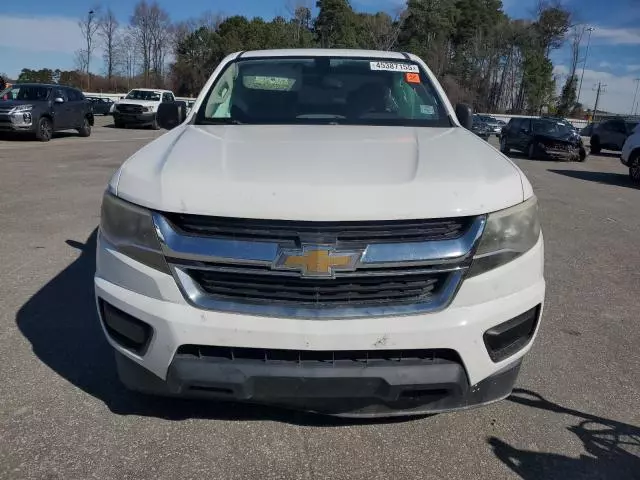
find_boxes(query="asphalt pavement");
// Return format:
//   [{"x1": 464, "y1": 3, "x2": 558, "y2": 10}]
[{"x1": 0, "y1": 117, "x2": 638, "y2": 480}]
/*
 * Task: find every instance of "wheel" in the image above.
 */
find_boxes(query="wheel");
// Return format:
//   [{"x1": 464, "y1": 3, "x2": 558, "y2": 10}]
[
  {"x1": 499, "y1": 136, "x2": 510, "y2": 154},
  {"x1": 629, "y1": 152, "x2": 640, "y2": 184},
  {"x1": 590, "y1": 136, "x2": 601, "y2": 154},
  {"x1": 35, "y1": 117, "x2": 53, "y2": 142},
  {"x1": 114, "y1": 119, "x2": 124, "y2": 128},
  {"x1": 78, "y1": 117, "x2": 91, "y2": 137},
  {"x1": 527, "y1": 142, "x2": 537, "y2": 160},
  {"x1": 151, "y1": 115, "x2": 161, "y2": 130},
  {"x1": 578, "y1": 147, "x2": 587, "y2": 162}
]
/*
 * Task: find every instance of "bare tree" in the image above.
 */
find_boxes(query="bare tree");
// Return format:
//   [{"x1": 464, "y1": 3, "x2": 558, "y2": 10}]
[
  {"x1": 149, "y1": 7, "x2": 171, "y2": 87},
  {"x1": 130, "y1": 1, "x2": 153, "y2": 87},
  {"x1": 74, "y1": 49, "x2": 89, "y2": 74},
  {"x1": 78, "y1": 7, "x2": 101, "y2": 90},
  {"x1": 362, "y1": 8, "x2": 407, "y2": 51},
  {"x1": 99, "y1": 8, "x2": 119, "y2": 88},
  {"x1": 117, "y1": 29, "x2": 138, "y2": 90},
  {"x1": 568, "y1": 24, "x2": 585, "y2": 79},
  {"x1": 130, "y1": 1, "x2": 171, "y2": 88}
]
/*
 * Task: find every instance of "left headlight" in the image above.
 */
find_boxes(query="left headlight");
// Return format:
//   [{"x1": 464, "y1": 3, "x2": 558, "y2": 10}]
[
  {"x1": 12, "y1": 104, "x2": 33, "y2": 113},
  {"x1": 100, "y1": 192, "x2": 169, "y2": 273},
  {"x1": 468, "y1": 196, "x2": 541, "y2": 277}
]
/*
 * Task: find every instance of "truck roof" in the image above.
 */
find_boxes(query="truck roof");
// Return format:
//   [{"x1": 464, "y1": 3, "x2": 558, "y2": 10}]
[{"x1": 240, "y1": 49, "x2": 412, "y2": 60}]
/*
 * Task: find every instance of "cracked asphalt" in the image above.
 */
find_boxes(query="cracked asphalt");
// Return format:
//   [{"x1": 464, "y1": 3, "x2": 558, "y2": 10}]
[{"x1": 0, "y1": 117, "x2": 638, "y2": 480}]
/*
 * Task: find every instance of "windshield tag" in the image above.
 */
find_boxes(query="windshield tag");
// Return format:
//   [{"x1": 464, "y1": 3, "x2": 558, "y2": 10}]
[
  {"x1": 369, "y1": 61, "x2": 419, "y2": 73},
  {"x1": 420, "y1": 105, "x2": 435, "y2": 115}
]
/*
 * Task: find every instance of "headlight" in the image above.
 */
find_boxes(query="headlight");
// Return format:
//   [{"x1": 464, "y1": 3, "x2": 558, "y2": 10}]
[
  {"x1": 468, "y1": 196, "x2": 541, "y2": 277},
  {"x1": 12, "y1": 104, "x2": 33, "y2": 113},
  {"x1": 100, "y1": 192, "x2": 169, "y2": 273}
]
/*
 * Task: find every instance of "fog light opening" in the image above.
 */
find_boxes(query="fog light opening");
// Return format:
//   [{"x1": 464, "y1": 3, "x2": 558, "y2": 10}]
[
  {"x1": 483, "y1": 305, "x2": 540, "y2": 362},
  {"x1": 99, "y1": 300, "x2": 153, "y2": 355}
]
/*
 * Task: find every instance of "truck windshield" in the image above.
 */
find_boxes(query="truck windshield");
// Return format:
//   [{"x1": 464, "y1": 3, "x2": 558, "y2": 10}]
[
  {"x1": 532, "y1": 119, "x2": 573, "y2": 137},
  {"x1": 125, "y1": 90, "x2": 161, "y2": 101},
  {"x1": 196, "y1": 57, "x2": 451, "y2": 127},
  {"x1": 0, "y1": 85, "x2": 51, "y2": 101}
]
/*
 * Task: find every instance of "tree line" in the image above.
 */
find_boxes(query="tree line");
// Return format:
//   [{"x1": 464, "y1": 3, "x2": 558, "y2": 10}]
[{"x1": 10, "y1": 0, "x2": 587, "y2": 117}]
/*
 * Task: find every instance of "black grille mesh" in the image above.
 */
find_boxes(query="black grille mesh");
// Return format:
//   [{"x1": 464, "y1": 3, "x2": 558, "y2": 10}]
[
  {"x1": 165, "y1": 214, "x2": 472, "y2": 244},
  {"x1": 187, "y1": 269, "x2": 447, "y2": 307}
]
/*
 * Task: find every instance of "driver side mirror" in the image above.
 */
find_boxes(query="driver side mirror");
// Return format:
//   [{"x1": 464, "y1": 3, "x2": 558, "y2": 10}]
[
  {"x1": 157, "y1": 102, "x2": 181, "y2": 130},
  {"x1": 54, "y1": 97, "x2": 64, "y2": 104},
  {"x1": 455, "y1": 103, "x2": 473, "y2": 130}
]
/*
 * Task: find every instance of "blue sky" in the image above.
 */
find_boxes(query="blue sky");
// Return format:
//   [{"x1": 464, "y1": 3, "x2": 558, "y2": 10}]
[{"x1": 1, "y1": 0, "x2": 639, "y2": 113}]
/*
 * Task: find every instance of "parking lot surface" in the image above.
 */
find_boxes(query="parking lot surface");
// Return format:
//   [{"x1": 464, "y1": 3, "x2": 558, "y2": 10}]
[{"x1": 1, "y1": 118, "x2": 638, "y2": 480}]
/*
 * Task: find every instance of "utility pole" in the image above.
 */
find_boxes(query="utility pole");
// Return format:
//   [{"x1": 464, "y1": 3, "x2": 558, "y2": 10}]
[
  {"x1": 82, "y1": 9, "x2": 96, "y2": 91},
  {"x1": 577, "y1": 26, "x2": 595, "y2": 105},
  {"x1": 632, "y1": 78, "x2": 640, "y2": 116},
  {"x1": 592, "y1": 82, "x2": 606, "y2": 122}
]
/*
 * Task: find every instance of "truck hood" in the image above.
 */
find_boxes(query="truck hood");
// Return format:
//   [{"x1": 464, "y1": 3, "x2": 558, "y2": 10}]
[
  {"x1": 114, "y1": 124, "x2": 528, "y2": 220},
  {"x1": 0, "y1": 100, "x2": 43, "y2": 110},
  {"x1": 116, "y1": 99, "x2": 158, "y2": 108}
]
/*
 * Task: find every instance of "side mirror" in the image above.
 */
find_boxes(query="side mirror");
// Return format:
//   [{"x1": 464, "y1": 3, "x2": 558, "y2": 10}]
[
  {"x1": 455, "y1": 103, "x2": 472, "y2": 130},
  {"x1": 157, "y1": 102, "x2": 181, "y2": 130},
  {"x1": 54, "y1": 97, "x2": 64, "y2": 104},
  {"x1": 520, "y1": 128, "x2": 529, "y2": 134}
]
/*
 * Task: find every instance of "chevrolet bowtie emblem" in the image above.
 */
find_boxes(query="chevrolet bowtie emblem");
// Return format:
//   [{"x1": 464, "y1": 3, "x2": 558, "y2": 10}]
[{"x1": 274, "y1": 246, "x2": 363, "y2": 277}]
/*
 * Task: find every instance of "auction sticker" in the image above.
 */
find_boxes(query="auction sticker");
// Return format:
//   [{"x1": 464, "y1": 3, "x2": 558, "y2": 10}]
[{"x1": 370, "y1": 61, "x2": 419, "y2": 73}]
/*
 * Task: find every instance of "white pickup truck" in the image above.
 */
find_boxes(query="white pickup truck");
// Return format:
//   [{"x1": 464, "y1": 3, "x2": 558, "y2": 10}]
[
  {"x1": 112, "y1": 88, "x2": 178, "y2": 129},
  {"x1": 96, "y1": 49, "x2": 545, "y2": 417}
]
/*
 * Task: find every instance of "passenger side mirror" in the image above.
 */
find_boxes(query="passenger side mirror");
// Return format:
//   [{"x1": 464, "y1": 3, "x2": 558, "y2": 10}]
[
  {"x1": 54, "y1": 97, "x2": 64, "y2": 104},
  {"x1": 157, "y1": 102, "x2": 181, "y2": 130},
  {"x1": 455, "y1": 103, "x2": 473, "y2": 130}
]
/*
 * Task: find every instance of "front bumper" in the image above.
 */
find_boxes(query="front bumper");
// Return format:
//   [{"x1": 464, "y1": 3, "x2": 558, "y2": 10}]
[
  {"x1": 0, "y1": 115, "x2": 35, "y2": 132},
  {"x1": 95, "y1": 233, "x2": 545, "y2": 416},
  {"x1": 113, "y1": 111, "x2": 155, "y2": 125},
  {"x1": 540, "y1": 146, "x2": 584, "y2": 161}
]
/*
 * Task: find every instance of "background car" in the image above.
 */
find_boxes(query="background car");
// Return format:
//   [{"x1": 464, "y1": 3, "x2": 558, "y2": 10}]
[
  {"x1": 580, "y1": 123, "x2": 595, "y2": 137},
  {"x1": 500, "y1": 116, "x2": 586, "y2": 161},
  {"x1": 590, "y1": 118, "x2": 639, "y2": 153},
  {"x1": 620, "y1": 123, "x2": 640, "y2": 183},
  {"x1": 0, "y1": 83, "x2": 93, "y2": 141},
  {"x1": 86, "y1": 96, "x2": 114, "y2": 115},
  {"x1": 476, "y1": 114, "x2": 503, "y2": 135},
  {"x1": 471, "y1": 114, "x2": 491, "y2": 140}
]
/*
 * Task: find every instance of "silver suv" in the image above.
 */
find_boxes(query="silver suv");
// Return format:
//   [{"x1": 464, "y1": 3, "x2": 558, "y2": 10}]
[{"x1": 590, "y1": 118, "x2": 639, "y2": 154}]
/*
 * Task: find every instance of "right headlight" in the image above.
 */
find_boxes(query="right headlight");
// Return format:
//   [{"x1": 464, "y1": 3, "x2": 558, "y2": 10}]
[
  {"x1": 468, "y1": 196, "x2": 541, "y2": 277},
  {"x1": 99, "y1": 192, "x2": 169, "y2": 273}
]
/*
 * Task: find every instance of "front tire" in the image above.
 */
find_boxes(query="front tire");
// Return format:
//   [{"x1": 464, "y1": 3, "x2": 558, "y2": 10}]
[
  {"x1": 114, "y1": 119, "x2": 125, "y2": 128},
  {"x1": 590, "y1": 136, "x2": 601, "y2": 154},
  {"x1": 78, "y1": 117, "x2": 91, "y2": 137},
  {"x1": 499, "y1": 137, "x2": 510, "y2": 154},
  {"x1": 151, "y1": 115, "x2": 160, "y2": 130},
  {"x1": 578, "y1": 147, "x2": 587, "y2": 162},
  {"x1": 629, "y1": 152, "x2": 640, "y2": 184},
  {"x1": 527, "y1": 142, "x2": 537, "y2": 160},
  {"x1": 35, "y1": 117, "x2": 53, "y2": 142}
]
